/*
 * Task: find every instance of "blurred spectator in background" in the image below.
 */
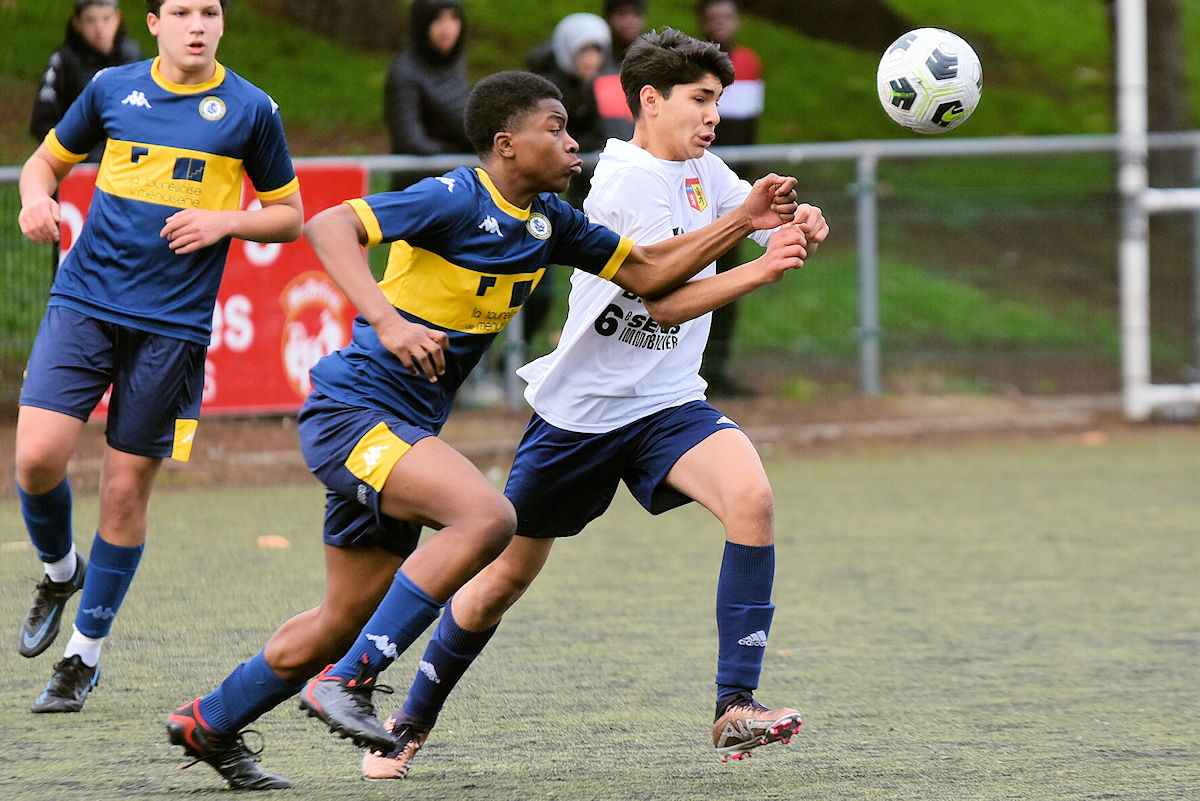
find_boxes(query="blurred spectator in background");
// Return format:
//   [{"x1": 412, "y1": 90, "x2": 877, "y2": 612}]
[
  {"x1": 31, "y1": 0, "x2": 144, "y2": 164},
  {"x1": 696, "y1": 0, "x2": 764, "y2": 396},
  {"x1": 595, "y1": 0, "x2": 647, "y2": 142},
  {"x1": 527, "y1": 12, "x2": 612, "y2": 156},
  {"x1": 384, "y1": 0, "x2": 472, "y2": 188},
  {"x1": 604, "y1": 0, "x2": 647, "y2": 66},
  {"x1": 517, "y1": 12, "x2": 615, "y2": 356}
]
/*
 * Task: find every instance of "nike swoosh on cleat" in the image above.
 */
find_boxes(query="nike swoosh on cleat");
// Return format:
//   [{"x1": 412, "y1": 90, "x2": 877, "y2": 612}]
[{"x1": 22, "y1": 607, "x2": 58, "y2": 649}]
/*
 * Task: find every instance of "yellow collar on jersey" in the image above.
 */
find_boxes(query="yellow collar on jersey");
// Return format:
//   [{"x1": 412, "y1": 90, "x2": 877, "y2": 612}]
[{"x1": 150, "y1": 57, "x2": 227, "y2": 95}]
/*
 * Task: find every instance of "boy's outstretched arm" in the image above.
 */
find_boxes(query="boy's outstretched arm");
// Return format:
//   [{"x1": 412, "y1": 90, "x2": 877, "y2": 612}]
[{"x1": 615, "y1": 173, "x2": 800, "y2": 299}]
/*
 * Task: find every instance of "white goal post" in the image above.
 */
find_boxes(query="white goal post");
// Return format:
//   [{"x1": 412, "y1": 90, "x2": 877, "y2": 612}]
[{"x1": 1117, "y1": 0, "x2": 1200, "y2": 419}]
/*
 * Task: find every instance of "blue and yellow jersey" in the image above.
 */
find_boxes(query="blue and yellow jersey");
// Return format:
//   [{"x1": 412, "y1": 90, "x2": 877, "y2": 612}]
[
  {"x1": 310, "y1": 165, "x2": 633, "y2": 432},
  {"x1": 45, "y1": 58, "x2": 299, "y2": 344}
]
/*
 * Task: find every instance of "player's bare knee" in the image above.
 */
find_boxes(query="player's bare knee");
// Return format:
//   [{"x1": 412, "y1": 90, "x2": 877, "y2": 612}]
[
  {"x1": 723, "y1": 479, "x2": 774, "y2": 531},
  {"x1": 472, "y1": 496, "x2": 517, "y2": 561},
  {"x1": 14, "y1": 450, "x2": 68, "y2": 493}
]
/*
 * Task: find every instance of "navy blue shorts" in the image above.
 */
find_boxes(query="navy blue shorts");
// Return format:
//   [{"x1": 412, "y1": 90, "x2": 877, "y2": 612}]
[
  {"x1": 504, "y1": 400, "x2": 740, "y2": 538},
  {"x1": 20, "y1": 306, "x2": 205, "y2": 460},
  {"x1": 298, "y1": 390, "x2": 435, "y2": 557}
]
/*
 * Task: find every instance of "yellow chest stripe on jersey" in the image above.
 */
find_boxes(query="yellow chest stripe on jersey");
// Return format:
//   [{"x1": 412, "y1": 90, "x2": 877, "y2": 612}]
[
  {"x1": 380, "y1": 241, "x2": 546, "y2": 334},
  {"x1": 95, "y1": 139, "x2": 244, "y2": 211}
]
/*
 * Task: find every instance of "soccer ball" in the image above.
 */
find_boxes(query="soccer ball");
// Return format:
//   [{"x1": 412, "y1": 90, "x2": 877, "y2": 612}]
[{"x1": 876, "y1": 28, "x2": 982, "y2": 134}]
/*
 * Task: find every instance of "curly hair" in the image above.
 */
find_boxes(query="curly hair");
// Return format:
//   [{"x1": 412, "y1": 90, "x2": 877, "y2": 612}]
[{"x1": 464, "y1": 71, "x2": 564, "y2": 157}]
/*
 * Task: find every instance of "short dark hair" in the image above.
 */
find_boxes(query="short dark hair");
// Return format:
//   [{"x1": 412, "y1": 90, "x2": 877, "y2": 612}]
[
  {"x1": 146, "y1": 0, "x2": 227, "y2": 15},
  {"x1": 465, "y1": 71, "x2": 564, "y2": 157},
  {"x1": 620, "y1": 27, "x2": 734, "y2": 120},
  {"x1": 604, "y1": 0, "x2": 647, "y2": 16},
  {"x1": 694, "y1": 0, "x2": 736, "y2": 15}
]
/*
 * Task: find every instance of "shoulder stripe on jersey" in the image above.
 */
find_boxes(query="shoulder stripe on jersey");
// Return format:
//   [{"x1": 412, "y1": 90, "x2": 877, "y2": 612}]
[
  {"x1": 475, "y1": 167, "x2": 530, "y2": 220},
  {"x1": 96, "y1": 139, "x2": 244, "y2": 211},
  {"x1": 600, "y1": 236, "x2": 634, "y2": 282},
  {"x1": 379, "y1": 241, "x2": 545, "y2": 334},
  {"x1": 45, "y1": 130, "x2": 89, "y2": 164},
  {"x1": 346, "y1": 197, "x2": 383, "y2": 246}
]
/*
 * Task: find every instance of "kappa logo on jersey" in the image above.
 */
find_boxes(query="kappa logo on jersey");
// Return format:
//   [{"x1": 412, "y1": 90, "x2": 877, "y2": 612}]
[
  {"x1": 684, "y1": 177, "x2": 707, "y2": 211},
  {"x1": 121, "y1": 90, "x2": 152, "y2": 109},
  {"x1": 526, "y1": 213, "x2": 552, "y2": 240},
  {"x1": 479, "y1": 215, "x2": 502, "y2": 237},
  {"x1": 437, "y1": 177, "x2": 457, "y2": 192},
  {"x1": 366, "y1": 633, "x2": 400, "y2": 659},
  {"x1": 737, "y1": 629, "x2": 768, "y2": 647}
]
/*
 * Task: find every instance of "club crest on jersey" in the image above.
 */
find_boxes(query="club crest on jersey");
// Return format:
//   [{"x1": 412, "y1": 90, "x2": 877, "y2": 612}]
[
  {"x1": 526, "y1": 213, "x2": 552, "y2": 240},
  {"x1": 198, "y1": 96, "x2": 226, "y2": 122},
  {"x1": 684, "y1": 178, "x2": 707, "y2": 211}
]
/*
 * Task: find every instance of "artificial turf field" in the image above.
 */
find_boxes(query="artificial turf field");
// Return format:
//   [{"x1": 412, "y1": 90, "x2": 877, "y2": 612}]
[{"x1": 0, "y1": 427, "x2": 1196, "y2": 800}]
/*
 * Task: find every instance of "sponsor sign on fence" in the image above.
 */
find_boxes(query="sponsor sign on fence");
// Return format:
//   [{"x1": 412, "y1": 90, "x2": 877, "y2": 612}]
[{"x1": 58, "y1": 163, "x2": 367, "y2": 415}]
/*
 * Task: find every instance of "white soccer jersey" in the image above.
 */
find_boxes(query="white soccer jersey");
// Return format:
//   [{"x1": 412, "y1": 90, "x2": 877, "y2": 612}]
[{"x1": 517, "y1": 138, "x2": 771, "y2": 432}]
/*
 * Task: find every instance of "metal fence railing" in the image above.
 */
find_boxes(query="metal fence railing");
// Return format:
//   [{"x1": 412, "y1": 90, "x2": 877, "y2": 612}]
[{"x1": 3, "y1": 132, "x2": 1198, "y2": 409}]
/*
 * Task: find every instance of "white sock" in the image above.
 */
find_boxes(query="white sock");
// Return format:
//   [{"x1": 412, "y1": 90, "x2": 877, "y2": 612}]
[
  {"x1": 44, "y1": 546, "x2": 78, "y2": 584},
  {"x1": 63, "y1": 628, "x2": 104, "y2": 668}
]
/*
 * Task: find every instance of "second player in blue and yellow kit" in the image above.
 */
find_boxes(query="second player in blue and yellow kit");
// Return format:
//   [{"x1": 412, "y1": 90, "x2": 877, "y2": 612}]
[
  {"x1": 310, "y1": 165, "x2": 629, "y2": 432},
  {"x1": 44, "y1": 56, "x2": 298, "y2": 343},
  {"x1": 15, "y1": 0, "x2": 303, "y2": 723}
]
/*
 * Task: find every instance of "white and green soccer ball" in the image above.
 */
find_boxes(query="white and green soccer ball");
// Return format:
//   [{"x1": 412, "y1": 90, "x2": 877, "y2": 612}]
[{"x1": 876, "y1": 27, "x2": 982, "y2": 134}]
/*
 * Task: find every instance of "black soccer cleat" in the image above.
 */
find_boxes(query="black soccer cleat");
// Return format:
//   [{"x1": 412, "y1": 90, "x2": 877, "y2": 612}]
[
  {"x1": 30, "y1": 654, "x2": 99, "y2": 713},
  {"x1": 18, "y1": 555, "x2": 86, "y2": 658},
  {"x1": 298, "y1": 663, "x2": 396, "y2": 753},
  {"x1": 166, "y1": 697, "x2": 292, "y2": 791}
]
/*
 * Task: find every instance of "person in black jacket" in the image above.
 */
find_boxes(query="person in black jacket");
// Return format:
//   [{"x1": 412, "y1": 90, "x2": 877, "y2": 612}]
[
  {"x1": 384, "y1": 0, "x2": 473, "y2": 171},
  {"x1": 31, "y1": 0, "x2": 144, "y2": 165}
]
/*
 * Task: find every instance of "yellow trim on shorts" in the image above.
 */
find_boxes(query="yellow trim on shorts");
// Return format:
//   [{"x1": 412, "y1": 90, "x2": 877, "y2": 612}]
[
  {"x1": 345, "y1": 421, "x2": 412, "y2": 492},
  {"x1": 172, "y1": 419, "x2": 198, "y2": 462}
]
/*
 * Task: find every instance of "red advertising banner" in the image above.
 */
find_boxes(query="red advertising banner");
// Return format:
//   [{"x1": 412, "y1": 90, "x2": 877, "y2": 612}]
[{"x1": 57, "y1": 162, "x2": 367, "y2": 416}]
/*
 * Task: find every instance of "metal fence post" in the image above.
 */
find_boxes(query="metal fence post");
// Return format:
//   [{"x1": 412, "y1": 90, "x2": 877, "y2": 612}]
[{"x1": 855, "y1": 149, "x2": 882, "y2": 396}]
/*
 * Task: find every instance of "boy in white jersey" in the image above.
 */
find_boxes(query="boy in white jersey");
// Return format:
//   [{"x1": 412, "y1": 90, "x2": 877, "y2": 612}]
[
  {"x1": 162, "y1": 69, "x2": 804, "y2": 791},
  {"x1": 367, "y1": 27, "x2": 829, "y2": 778},
  {"x1": 14, "y1": 0, "x2": 302, "y2": 715}
]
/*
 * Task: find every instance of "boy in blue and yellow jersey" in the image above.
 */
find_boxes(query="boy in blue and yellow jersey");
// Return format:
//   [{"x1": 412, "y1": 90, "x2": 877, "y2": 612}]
[
  {"x1": 368, "y1": 28, "x2": 826, "y2": 779},
  {"x1": 164, "y1": 69, "x2": 802, "y2": 790},
  {"x1": 14, "y1": 0, "x2": 302, "y2": 717}
]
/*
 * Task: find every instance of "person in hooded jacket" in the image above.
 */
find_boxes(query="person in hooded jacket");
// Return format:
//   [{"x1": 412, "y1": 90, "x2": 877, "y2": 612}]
[
  {"x1": 526, "y1": 12, "x2": 612, "y2": 156},
  {"x1": 31, "y1": 0, "x2": 145, "y2": 165},
  {"x1": 384, "y1": 0, "x2": 473, "y2": 178}
]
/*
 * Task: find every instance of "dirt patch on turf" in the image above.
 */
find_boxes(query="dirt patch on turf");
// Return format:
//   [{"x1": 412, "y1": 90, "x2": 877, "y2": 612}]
[{"x1": 0, "y1": 392, "x2": 1175, "y2": 501}]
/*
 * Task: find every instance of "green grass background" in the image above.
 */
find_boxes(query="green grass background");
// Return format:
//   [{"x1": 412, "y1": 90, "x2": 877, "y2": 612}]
[
  {"x1": 0, "y1": 429, "x2": 1196, "y2": 800},
  {"x1": 2, "y1": 0, "x2": 1196, "y2": 393}
]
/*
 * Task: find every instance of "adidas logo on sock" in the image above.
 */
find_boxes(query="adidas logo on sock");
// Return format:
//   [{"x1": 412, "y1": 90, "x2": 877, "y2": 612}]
[
  {"x1": 418, "y1": 659, "x2": 440, "y2": 684},
  {"x1": 737, "y1": 629, "x2": 768, "y2": 647}
]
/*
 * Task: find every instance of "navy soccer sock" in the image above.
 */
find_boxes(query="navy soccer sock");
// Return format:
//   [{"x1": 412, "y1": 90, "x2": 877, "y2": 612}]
[
  {"x1": 198, "y1": 651, "x2": 303, "y2": 733},
  {"x1": 330, "y1": 568, "x2": 442, "y2": 682},
  {"x1": 18, "y1": 478, "x2": 74, "y2": 564},
  {"x1": 403, "y1": 596, "x2": 498, "y2": 724},
  {"x1": 74, "y1": 532, "x2": 143, "y2": 640},
  {"x1": 715, "y1": 542, "x2": 775, "y2": 700}
]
